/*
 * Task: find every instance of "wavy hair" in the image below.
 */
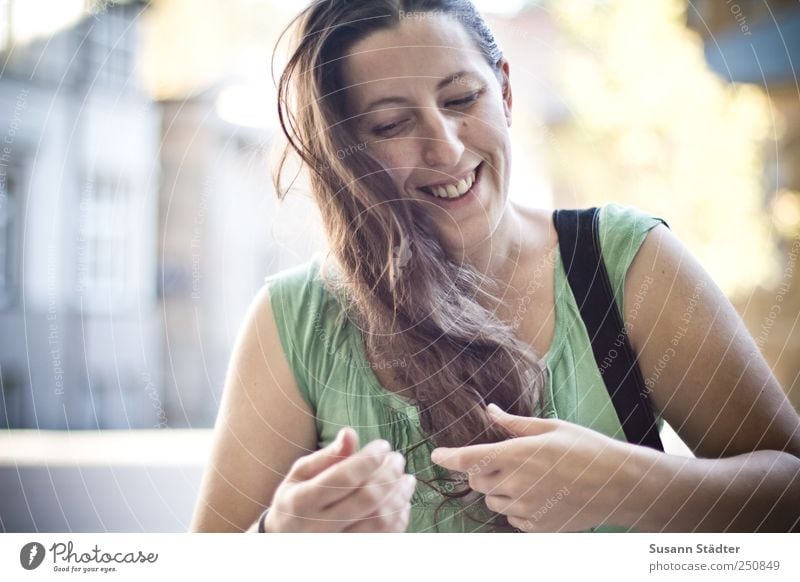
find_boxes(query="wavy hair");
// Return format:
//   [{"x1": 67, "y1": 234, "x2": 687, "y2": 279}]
[{"x1": 272, "y1": 0, "x2": 547, "y2": 532}]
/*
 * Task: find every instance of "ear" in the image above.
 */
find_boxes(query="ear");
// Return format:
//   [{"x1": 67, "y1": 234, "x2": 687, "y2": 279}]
[{"x1": 499, "y1": 58, "x2": 512, "y2": 127}]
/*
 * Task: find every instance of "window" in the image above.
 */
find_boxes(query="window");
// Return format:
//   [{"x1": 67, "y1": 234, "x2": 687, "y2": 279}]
[
  {"x1": 84, "y1": 7, "x2": 135, "y2": 88},
  {"x1": 0, "y1": 161, "x2": 20, "y2": 307},
  {"x1": 0, "y1": 0, "x2": 9, "y2": 53},
  {"x1": 76, "y1": 172, "x2": 130, "y2": 306}
]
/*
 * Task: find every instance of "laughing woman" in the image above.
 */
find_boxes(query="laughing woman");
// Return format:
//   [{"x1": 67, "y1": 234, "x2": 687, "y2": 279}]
[{"x1": 190, "y1": 0, "x2": 800, "y2": 533}]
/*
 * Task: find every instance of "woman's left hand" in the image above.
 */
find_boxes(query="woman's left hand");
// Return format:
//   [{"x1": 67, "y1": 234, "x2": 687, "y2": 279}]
[{"x1": 430, "y1": 404, "x2": 644, "y2": 532}]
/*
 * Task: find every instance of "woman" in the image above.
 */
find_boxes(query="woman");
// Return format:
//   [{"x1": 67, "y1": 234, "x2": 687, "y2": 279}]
[{"x1": 190, "y1": 0, "x2": 800, "y2": 533}]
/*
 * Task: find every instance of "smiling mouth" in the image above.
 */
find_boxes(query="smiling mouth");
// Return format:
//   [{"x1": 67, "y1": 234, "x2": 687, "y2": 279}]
[{"x1": 418, "y1": 163, "x2": 481, "y2": 200}]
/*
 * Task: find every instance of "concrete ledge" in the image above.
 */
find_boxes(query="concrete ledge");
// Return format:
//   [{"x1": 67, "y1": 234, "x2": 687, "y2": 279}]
[
  {"x1": 0, "y1": 430, "x2": 212, "y2": 532},
  {"x1": 0, "y1": 429, "x2": 213, "y2": 466}
]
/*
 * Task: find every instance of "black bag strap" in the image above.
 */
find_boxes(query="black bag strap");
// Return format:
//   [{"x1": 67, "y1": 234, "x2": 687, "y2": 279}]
[{"x1": 552, "y1": 207, "x2": 665, "y2": 451}]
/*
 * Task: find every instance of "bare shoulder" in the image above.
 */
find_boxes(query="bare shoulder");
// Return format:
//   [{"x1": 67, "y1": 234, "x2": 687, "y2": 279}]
[
  {"x1": 623, "y1": 224, "x2": 800, "y2": 459},
  {"x1": 189, "y1": 284, "x2": 317, "y2": 532}
]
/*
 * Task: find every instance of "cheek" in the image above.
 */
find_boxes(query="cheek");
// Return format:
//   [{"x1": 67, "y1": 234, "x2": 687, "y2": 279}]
[
  {"x1": 475, "y1": 100, "x2": 510, "y2": 138},
  {"x1": 374, "y1": 140, "x2": 415, "y2": 167},
  {"x1": 369, "y1": 141, "x2": 417, "y2": 184},
  {"x1": 461, "y1": 113, "x2": 506, "y2": 154}
]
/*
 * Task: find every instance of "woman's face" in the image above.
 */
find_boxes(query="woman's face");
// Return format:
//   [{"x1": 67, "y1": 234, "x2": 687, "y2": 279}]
[{"x1": 341, "y1": 13, "x2": 513, "y2": 254}]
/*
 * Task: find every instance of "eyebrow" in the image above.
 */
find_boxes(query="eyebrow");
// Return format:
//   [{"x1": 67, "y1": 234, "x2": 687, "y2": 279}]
[{"x1": 359, "y1": 70, "x2": 480, "y2": 114}]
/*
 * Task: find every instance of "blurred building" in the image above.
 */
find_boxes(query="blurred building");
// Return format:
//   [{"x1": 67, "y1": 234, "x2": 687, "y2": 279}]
[
  {"x1": 0, "y1": 0, "x2": 327, "y2": 431},
  {"x1": 688, "y1": 1, "x2": 800, "y2": 409},
  {"x1": 0, "y1": 1, "x2": 164, "y2": 429},
  {"x1": 156, "y1": 85, "x2": 325, "y2": 427},
  {"x1": 2, "y1": 0, "x2": 796, "y2": 434},
  {"x1": 495, "y1": 1, "x2": 800, "y2": 409}
]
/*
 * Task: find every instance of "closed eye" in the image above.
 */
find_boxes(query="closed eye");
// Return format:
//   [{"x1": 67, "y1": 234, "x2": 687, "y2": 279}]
[
  {"x1": 445, "y1": 89, "x2": 484, "y2": 108},
  {"x1": 371, "y1": 88, "x2": 485, "y2": 136},
  {"x1": 373, "y1": 120, "x2": 407, "y2": 137},
  {"x1": 446, "y1": 94, "x2": 477, "y2": 107}
]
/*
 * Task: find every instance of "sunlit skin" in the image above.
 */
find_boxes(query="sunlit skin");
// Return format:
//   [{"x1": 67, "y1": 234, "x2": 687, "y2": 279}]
[{"x1": 342, "y1": 13, "x2": 536, "y2": 287}]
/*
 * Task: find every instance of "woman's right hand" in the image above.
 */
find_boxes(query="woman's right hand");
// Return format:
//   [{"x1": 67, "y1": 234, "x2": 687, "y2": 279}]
[{"x1": 262, "y1": 427, "x2": 417, "y2": 533}]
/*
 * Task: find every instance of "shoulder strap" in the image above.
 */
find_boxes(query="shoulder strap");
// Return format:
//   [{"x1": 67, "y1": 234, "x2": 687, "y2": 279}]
[{"x1": 553, "y1": 207, "x2": 664, "y2": 451}]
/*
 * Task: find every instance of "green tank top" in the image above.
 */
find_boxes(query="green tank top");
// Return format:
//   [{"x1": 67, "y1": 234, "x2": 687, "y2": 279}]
[{"x1": 264, "y1": 203, "x2": 666, "y2": 533}]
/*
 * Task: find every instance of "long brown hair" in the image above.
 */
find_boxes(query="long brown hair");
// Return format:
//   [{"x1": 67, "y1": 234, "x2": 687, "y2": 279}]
[{"x1": 272, "y1": 0, "x2": 547, "y2": 531}]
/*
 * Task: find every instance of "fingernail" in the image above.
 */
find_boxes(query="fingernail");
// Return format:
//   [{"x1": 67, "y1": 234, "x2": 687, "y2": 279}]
[
  {"x1": 403, "y1": 474, "x2": 417, "y2": 491},
  {"x1": 331, "y1": 429, "x2": 344, "y2": 452},
  {"x1": 364, "y1": 439, "x2": 391, "y2": 455},
  {"x1": 487, "y1": 403, "x2": 502, "y2": 415}
]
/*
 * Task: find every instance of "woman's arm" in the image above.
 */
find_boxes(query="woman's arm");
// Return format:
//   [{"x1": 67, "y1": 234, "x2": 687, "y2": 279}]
[
  {"x1": 189, "y1": 285, "x2": 317, "y2": 532},
  {"x1": 190, "y1": 284, "x2": 415, "y2": 533},
  {"x1": 621, "y1": 224, "x2": 800, "y2": 531}
]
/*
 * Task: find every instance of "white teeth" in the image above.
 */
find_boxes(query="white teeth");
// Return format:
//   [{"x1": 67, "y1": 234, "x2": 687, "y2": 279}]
[{"x1": 425, "y1": 169, "x2": 476, "y2": 199}]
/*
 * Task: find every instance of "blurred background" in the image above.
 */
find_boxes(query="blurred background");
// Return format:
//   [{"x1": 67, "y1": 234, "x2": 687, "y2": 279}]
[{"x1": 0, "y1": 0, "x2": 798, "y2": 531}]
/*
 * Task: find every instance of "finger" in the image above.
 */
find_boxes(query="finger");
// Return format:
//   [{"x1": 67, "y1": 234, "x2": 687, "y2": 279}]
[
  {"x1": 430, "y1": 441, "x2": 507, "y2": 473},
  {"x1": 297, "y1": 439, "x2": 394, "y2": 508},
  {"x1": 340, "y1": 475, "x2": 416, "y2": 533},
  {"x1": 343, "y1": 501, "x2": 412, "y2": 533},
  {"x1": 337, "y1": 427, "x2": 359, "y2": 457},
  {"x1": 468, "y1": 469, "x2": 505, "y2": 495},
  {"x1": 484, "y1": 493, "x2": 518, "y2": 515},
  {"x1": 507, "y1": 514, "x2": 538, "y2": 533},
  {"x1": 487, "y1": 404, "x2": 558, "y2": 437},
  {"x1": 289, "y1": 427, "x2": 359, "y2": 482},
  {"x1": 319, "y1": 450, "x2": 408, "y2": 519},
  {"x1": 329, "y1": 465, "x2": 416, "y2": 524},
  {"x1": 506, "y1": 513, "x2": 580, "y2": 533}
]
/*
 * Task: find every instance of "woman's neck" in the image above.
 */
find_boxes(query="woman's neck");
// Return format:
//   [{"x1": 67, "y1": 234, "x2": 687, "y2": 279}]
[{"x1": 461, "y1": 201, "x2": 530, "y2": 288}]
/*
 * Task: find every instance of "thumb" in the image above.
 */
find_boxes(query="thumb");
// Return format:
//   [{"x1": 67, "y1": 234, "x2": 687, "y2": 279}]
[
  {"x1": 487, "y1": 403, "x2": 555, "y2": 437},
  {"x1": 337, "y1": 426, "x2": 359, "y2": 457},
  {"x1": 290, "y1": 427, "x2": 359, "y2": 481}
]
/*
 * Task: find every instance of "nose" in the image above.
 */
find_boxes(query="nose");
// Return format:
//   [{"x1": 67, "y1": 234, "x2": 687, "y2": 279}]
[{"x1": 419, "y1": 110, "x2": 464, "y2": 169}]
